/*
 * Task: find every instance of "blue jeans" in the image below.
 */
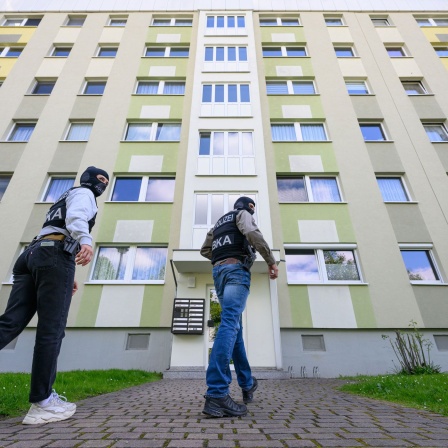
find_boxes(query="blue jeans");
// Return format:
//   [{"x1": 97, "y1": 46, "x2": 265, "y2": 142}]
[
  {"x1": 0, "y1": 239, "x2": 75, "y2": 402},
  {"x1": 206, "y1": 263, "x2": 254, "y2": 398}
]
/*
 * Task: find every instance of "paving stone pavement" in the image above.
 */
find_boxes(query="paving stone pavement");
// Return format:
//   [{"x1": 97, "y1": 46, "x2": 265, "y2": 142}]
[{"x1": 1, "y1": 379, "x2": 448, "y2": 448}]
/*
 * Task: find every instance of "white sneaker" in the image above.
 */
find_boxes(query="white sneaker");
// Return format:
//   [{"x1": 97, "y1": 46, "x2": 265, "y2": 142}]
[{"x1": 22, "y1": 390, "x2": 76, "y2": 425}]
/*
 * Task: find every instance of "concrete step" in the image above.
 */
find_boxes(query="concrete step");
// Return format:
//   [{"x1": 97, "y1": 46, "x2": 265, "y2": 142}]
[{"x1": 163, "y1": 367, "x2": 290, "y2": 380}]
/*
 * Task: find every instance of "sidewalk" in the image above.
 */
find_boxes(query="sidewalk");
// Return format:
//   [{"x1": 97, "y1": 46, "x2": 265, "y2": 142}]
[{"x1": 1, "y1": 379, "x2": 448, "y2": 448}]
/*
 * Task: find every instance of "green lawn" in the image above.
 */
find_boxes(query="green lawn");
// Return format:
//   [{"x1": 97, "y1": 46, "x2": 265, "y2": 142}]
[
  {"x1": 339, "y1": 373, "x2": 448, "y2": 416},
  {"x1": 0, "y1": 369, "x2": 162, "y2": 419}
]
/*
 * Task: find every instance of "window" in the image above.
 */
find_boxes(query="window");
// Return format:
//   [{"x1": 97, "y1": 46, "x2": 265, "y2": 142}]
[
  {"x1": 423, "y1": 124, "x2": 448, "y2": 142},
  {"x1": 262, "y1": 46, "x2": 307, "y2": 57},
  {"x1": 42, "y1": 177, "x2": 75, "y2": 202},
  {"x1": 434, "y1": 47, "x2": 448, "y2": 57},
  {"x1": 126, "y1": 333, "x2": 150, "y2": 350},
  {"x1": 266, "y1": 80, "x2": 315, "y2": 95},
  {"x1": 66, "y1": 16, "x2": 85, "y2": 26},
  {"x1": 345, "y1": 80, "x2": 369, "y2": 95},
  {"x1": 136, "y1": 80, "x2": 185, "y2": 95},
  {"x1": 65, "y1": 122, "x2": 93, "y2": 141},
  {"x1": 0, "y1": 47, "x2": 23, "y2": 58},
  {"x1": 206, "y1": 15, "x2": 245, "y2": 28},
  {"x1": 124, "y1": 123, "x2": 181, "y2": 141},
  {"x1": 108, "y1": 17, "x2": 127, "y2": 26},
  {"x1": 51, "y1": 47, "x2": 71, "y2": 57},
  {"x1": 145, "y1": 47, "x2": 189, "y2": 57},
  {"x1": 92, "y1": 246, "x2": 167, "y2": 282},
  {"x1": 83, "y1": 81, "x2": 106, "y2": 95},
  {"x1": 97, "y1": 47, "x2": 118, "y2": 57},
  {"x1": 285, "y1": 248, "x2": 361, "y2": 283},
  {"x1": 416, "y1": 18, "x2": 448, "y2": 27},
  {"x1": 277, "y1": 177, "x2": 341, "y2": 202},
  {"x1": 202, "y1": 84, "x2": 250, "y2": 102},
  {"x1": 371, "y1": 17, "x2": 390, "y2": 26},
  {"x1": 271, "y1": 123, "x2": 328, "y2": 142},
  {"x1": 335, "y1": 47, "x2": 355, "y2": 57},
  {"x1": 359, "y1": 123, "x2": 387, "y2": 141},
  {"x1": 325, "y1": 17, "x2": 343, "y2": 26},
  {"x1": 3, "y1": 17, "x2": 41, "y2": 26},
  {"x1": 402, "y1": 81, "x2": 427, "y2": 95},
  {"x1": 400, "y1": 248, "x2": 441, "y2": 282},
  {"x1": 260, "y1": 18, "x2": 300, "y2": 26},
  {"x1": 0, "y1": 175, "x2": 12, "y2": 201},
  {"x1": 204, "y1": 46, "x2": 248, "y2": 63},
  {"x1": 152, "y1": 18, "x2": 192, "y2": 26},
  {"x1": 376, "y1": 177, "x2": 409, "y2": 202},
  {"x1": 7, "y1": 123, "x2": 35, "y2": 142},
  {"x1": 302, "y1": 335, "x2": 326, "y2": 351},
  {"x1": 31, "y1": 80, "x2": 56, "y2": 95},
  {"x1": 111, "y1": 177, "x2": 175, "y2": 202},
  {"x1": 386, "y1": 47, "x2": 406, "y2": 57}
]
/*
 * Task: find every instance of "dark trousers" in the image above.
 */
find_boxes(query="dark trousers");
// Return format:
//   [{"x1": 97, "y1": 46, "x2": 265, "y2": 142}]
[{"x1": 0, "y1": 239, "x2": 75, "y2": 402}]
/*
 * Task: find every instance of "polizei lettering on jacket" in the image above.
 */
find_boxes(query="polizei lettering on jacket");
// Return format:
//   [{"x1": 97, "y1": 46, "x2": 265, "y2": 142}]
[
  {"x1": 212, "y1": 234, "x2": 234, "y2": 250},
  {"x1": 213, "y1": 213, "x2": 234, "y2": 230}
]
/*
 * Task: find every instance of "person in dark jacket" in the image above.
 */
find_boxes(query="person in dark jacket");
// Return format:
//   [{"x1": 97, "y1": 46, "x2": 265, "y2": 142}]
[
  {"x1": 0, "y1": 166, "x2": 109, "y2": 425},
  {"x1": 200, "y1": 196, "x2": 278, "y2": 417}
]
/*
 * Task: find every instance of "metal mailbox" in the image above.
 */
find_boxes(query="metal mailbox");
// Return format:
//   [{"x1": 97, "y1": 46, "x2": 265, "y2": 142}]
[{"x1": 171, "y1": 298, "x2": 205, "y2": 335}]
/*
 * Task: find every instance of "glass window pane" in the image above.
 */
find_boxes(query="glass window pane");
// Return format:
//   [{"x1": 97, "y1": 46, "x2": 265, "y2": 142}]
[
  {"x1": 202, "y1": 85, "x2": 212, "y2": 102},
  {"x1": 424, "y1": 125, "x2": 448, "y2": 142},
  {"x1": 216, "y1": 47, "x2": 224, "y2": 61},
  {"x1": 335, "y1": 47, "x2": 354, "y2": 57},
  {"x1": 267, "y1": 82, "x2": 288, "y2": 94},
  {"x1": 0, "y1": 176, "x2": 12, "y2": 201},
  {"x1": 112, "y1": 178, "x2": 142, "y2": 201},
  {"x1": 205, "y1": 47, "x2": 213, "y2": 61},
  {"x1": 98, "y1": 48, "x2": 117, "y2": 57},
  {"x1": 242, "y1": 132, "x2": 253, "y2": 155},
  {"x1": 84, "y1": 82, "x2": 106, "y2": 94},
  {"x1": 145, "y1": 47, "x2": 165, "y2": 57},
  {"x1": 324, "y1": 250, "x2": 360, "y2": 281},
  {"x1": 262, "y1": 47, "x2": 282, "y2": 57},
  {"x1": 44, "y1": 178, "x2": 75, "y2": 202},
  {"x1": 310, "y1": 178, "x2": 341, "y2": 202},
  {"x1": 372, "y1": 18, "x2": 389, "y2": 26},
  {"x1": 292, "y1": 82, "x2": 315, "y2": 94},
  {"x1": 152, "y1": 19, "x2": 170, "y2": 26},
  {"x1": 6, "y1": 48, "x2": 23, "y2": 57},
  {"x1": 199, "y1": 132, "x2": 211, "y2": 155},
  {"x1": 213, "y1": 132, "x2": 224, "y2": 155},
  {"x1": 360, "y1": 124, "x2": 385, "y2": 141},
  {"x1": 169, "y1": 48, "x2": 189, "y2": 57},
  {"x1": 435, "y1": 48, "x2": 448, "y2": 56},
  {"x1": 228, "y1": 132, "x2": 239, "y2": 155},
  {"x1": 377, "y1": 177, "x2": 408, "y2": 201},
  {"x1": 240, "y1": 84, "x2": 250, "y2": 102},
  {"x1": 109, "y1": 19, "x2": 127, "y2": 26},
  {"x1": 286, "y1": 47, "x2": 306, "y2": 56},
  {"x1": 301, "y1": 124, "x2": 327, "y2": 141},
  {"x1": 207, "y1": 16, "x2": 214, "y2": 27},
  {"x1": 228, "y1": 47, "x2": 236, "y2": 61},
  {"x1": 281, "y1": 19, "x2": 299, "y2": 26},
  {"x1": 237, "y1": 16, "x2": 245, "y2": 27},
  {"x1": 163, "y1": 82, "x2": 185, "y2": 94},
  {"x1": 155, "y1": 123, "x2": 181, "y2": 141},
  {"x1": 67, "y1": 17, "x2": 85, "y2": 26},
  {"x1": 32, "y1": 81, "x2": 55, "y2": 94},
  {"x1": 228, "y1": 85, "x2": 237, "y2": 102},
  {"x1": 285, "y1": 250, "x2": 319, "y2": 282},
  {"x1": 9, "y1": 124, "x2": 35, "y2": 141},
  {"x1": 215, "y1": 84, "x2": 224, "y2": 102},
  {"x1": 125, "y1": 123, "x2": 151, "y2": 141},
  {"x1": 260, "y1": 19, "x2": 278, "y2": 26},
  {"x1": 325, "y1": 18, "x2": 343, "y2": 26},
  {"x1": 217, "y1": 16, "x2": 224, "y2": 27},
  {"x1": 211, "y1": 195, "x2": 224, "y2": 223},
  {"x1": 53, "y1": 47, "x2": 71, "y2": 56},
  {"x1": 195, "y1": 195, "x2": 208, "y2": 225},
  {"x1": 417, "y1": 19, "x2": 431, "y2": 26},
  {"x1": 346, "y1": 81, "x2": 368, "y2": 94},
  {"x1": 227, "y1": 16, "x2": 235, "y2": 27},
  {"x1": 387, "y1": 47, "x2": 405, "y2": 57},
  {"x1": 132, "y1": 247, "x2": 167, "y2": 281},
  {"x1": 66, "y1": 123, "x2": 92, "y2": 141},
  {"x1": 4, "y1": 19, "x2": 24, "y2": 26},
  {"x1": 277, "y1": 177, "x2": 307, "y2": 202},
  {"x1": 175, "y1": 19, "x2": 192, "y2": 26},
  {"x1": 271, "y1": 124, "x2": 296, "y2": 141},
  {"x1": 434, "y1": 19, "x2": 448, "y2": 26},
  {"x1": 92, "y1": 247, "x2": 130, "y2": 280},
  {"x1": 136, "y1": 82, "x2": 158, "y2": 94},
  {"x1": 401, "y1": 250, "x2": 439, "y2": 281},
  {"x1": 238, "y1": 47, "x2": 247, "y2": 61},
  {"x1": 402, "y1": 82, "x2": 425, "y2": 94},
  {"x1": 145, "y1": 178, "x2": 175, "y2": 201}
]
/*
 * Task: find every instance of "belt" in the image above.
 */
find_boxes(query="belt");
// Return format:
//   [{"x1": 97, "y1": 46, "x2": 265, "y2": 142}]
[
  {"x1": 39, "y1": 233, "x2": 66, "y2": 241},
  {"x1": 213, "y1": 258, "x2": 240, "y2": 267}
]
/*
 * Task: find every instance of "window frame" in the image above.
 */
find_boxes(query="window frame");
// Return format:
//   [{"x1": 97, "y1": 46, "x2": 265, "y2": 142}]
[
  {"x1": 3, "y1": 17, "x2": 41, "y2": 26},
  {"x1": 64, "y1": 122, "x2": 94, "y2": 142},
  {"x1": 96, "y1": 47, "x2": 118, "y2": 58},
  {"x1": 423, "y1": 123, "x2": 448, "y2": 142},
  {"x1": 399, "y1": 245, "x2": 443, "y2": 285},
  {"x1": 201, "y1": 84, "x2": 251, "y2": 104},
  {"x1": 108, "y1": 17, "x2": 127, "y2": 26},
  {"x1": 123, "y1": 122, "x2": 181, "y2": 142},
  {"x1": 271, "y1": 122, "x2": 329, "y2": 142},
  {"x1": 0, "y1": 47, "x2": 23, "y2": 58},
  {"x1": 434, "y1": 47, "x2": 448, "y2": 57},
  {"x1": 284, "y1": 245, "x2": 363, "y2": 285},
  {"x1": 82, "y1": 80, "x2": 107, "y2": 95},
  {"x1": 325, "y1": 17, "x2": 344, "y2": 26},
  {"x1": 109, "y1": 176, "x2": 175, "y2": 203},
  {"x1": 65, "y1": 16, "x2": 86, "y2": 27},
  {"x1": 266, "y1": 80, "x2": 316, "y2": 95},
  {"x1": 259, "y1": 17, "x2": 301, "y2": 26},
  {"x1": 416, "y1": 17, "x2": 448, "y2": 27},
  {"x1": 401, "y1": 80, "x2": 428, "y2": 95},
  {"x1": 144, "y1": 46, "x2": 190, "y2": 58},
  {"x1": 204, "y1": 46, "x2": 248, "y2": 63},
  {"x1": 30, "y1": 79, "x2": 56, "y2": 95},
  {"x1": 206, "y1": 15, "x2": 246, "y2": 29},
  {"x1": 345, "y1": 80, "x2": 370, "y2": 95},
  {"x1": 334, "y1": 46, "x2": 356, "y2": 58},
  {"x1": 376, "y1": 176, "x2": 411, "y2": 203},
  {"x1": 386, "y1": 46, "x2": 408, "y2": 57},
  {"x1": 50, "y1": 46, "x2": 72, "y2": 57},
  {"x1": 371, "y1": 17, "x2": 391, "y2": 26},
  {"x1": 6, "y1": 122, "x2": 36, "y2": 142},
  {"x1": 262, "y1": 46, "x2": 308, "y2": 57},
  {"x1": 0, "y1": 174, "x2": 12, "y2": 201},
  {"x1": 40, "y1": 176, "x2": 76, "y2": 203},
  {"x1": 151, "y1": 17, "x2": 193, "y2": 27},
  {"x1": 134, "y1": 80, "x2": 186, "y2": 95},
  {"x1": 359, "y1": 122, "x2": 388, "y2": 142},
  {"x1": 277, "y1": 176, "x2": 343, "y2": 203}
]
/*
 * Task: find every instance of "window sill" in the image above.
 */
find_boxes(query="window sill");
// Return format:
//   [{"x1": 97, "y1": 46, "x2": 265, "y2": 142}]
[
  {"x1": 1, "y1": 141, "x2": 30, "y2": 143},
  {"x1": 119, "y1": 140, "x2": 180, "y2": 143},
  {"x1": 45, "y1": 56, "x2": 69, "y2": 58},
  {"x1": 142, "y1": 56, "x2": 190, "y2": 59},
  {"x1": 288, "y1": 282, "x2": 368, "y2": 286},
  {"x1": 272, "y1": 140, "x2": 332, "y2": 143},
  {"x1": 104, "y1": 201, "x2": 174, "y2": 204},
  {"x1": 77, "y1": 94, "x2": 104, "y2": 97},
  {"x1": 195, "y1": 173, "x2": 257, "y2": 177},
  {"x1": 24, "y1": 94, "x2": 51, "y2": 96},
  {"x1": 364, "y1": 140, "x2": 394, "y2": 143},
  {"x1": 85, "y1": 281, "x2": 165, "y2": 285},
  {"x1": 279, "y1": 201, "x2": 347, "y2": 204},
  {"x1": 202, "y1": 70, "x2": 250, "y2": 73},
  {"x1": 384, "y1": 201, "x2": 418, "y2": 204},
  {"x1": 410, "y1": 282, "x2": 447, "y2": 286},
  {"x1": 131, "y1": 93, "x2": 185, "y2": 96},
  {"x1": 349, "y1": 93, "x2": 375, "y2": 96},
  {"x1": 389, "y1": 56, "x2": 413, "y2": 59},
  {"x1": 263, "y1": 56, "x2": 310, "y2": 58},
  {"x1": 267, "y1": 93, "x2": 320, "y2": 96},
  {"x1": 58, "y1": 140, "x2": 89, "y2": 143},
  {"x1": 407, "y1": 93, "x2": 435, "y2": 97},
  {"x1": 430, "y1": 141, "x2": 448, "y2": 144},
  {"x1": 93, "y1": 56, "x2": 116, "y2": 59}
]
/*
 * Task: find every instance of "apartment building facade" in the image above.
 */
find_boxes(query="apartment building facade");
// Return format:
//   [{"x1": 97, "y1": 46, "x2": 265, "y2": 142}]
[{"x1": 1, "y1": 0, "x2": 448, "y2": 377}]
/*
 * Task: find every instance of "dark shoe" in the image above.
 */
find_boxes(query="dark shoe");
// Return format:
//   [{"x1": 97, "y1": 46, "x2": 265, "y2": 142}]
[
  {"x1": 202, "y1": 395, "x2": 247, "y2": 418},
  {"x1": 242, "y1": 377, "x2": 258, "y2": 403}
]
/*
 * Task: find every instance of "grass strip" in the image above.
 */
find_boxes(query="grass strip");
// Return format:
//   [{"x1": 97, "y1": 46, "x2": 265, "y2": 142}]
[
  {"x1": 0, "y1": 369, "x2": 162, "y2": 419},
  {"x1": 339, "y1": 373, "x2": 448, "y2": 416}
]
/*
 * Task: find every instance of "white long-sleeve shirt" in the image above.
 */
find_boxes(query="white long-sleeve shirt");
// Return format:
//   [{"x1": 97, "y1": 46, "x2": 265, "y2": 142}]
[{"x1": 38, "y1": 187, "x2": 98, "y2": 246}]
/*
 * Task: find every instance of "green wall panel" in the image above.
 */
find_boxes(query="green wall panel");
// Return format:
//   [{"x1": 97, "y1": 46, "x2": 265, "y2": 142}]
[
  {"x1": 128, "y1": 96, "x2": 184, "y2": 120},
  {"x1": 146, "y1": 27, "x2": 192, "y2": 43},
  {"x1": 114, "y1": 142, "x2": 178, "y2": 173},
  {"x1": 75, "y1": 285, "x2": 103, "y2": 327},
  {"x1": 264, "y1": 57, "x2": 314, "y2": 77},
  {"x1": 260, "y1": 27, "x2": 306, "y2": 43},
  {"x1": 138, "y1": 58, "x2": 188, "y2": 78},
  {"x1": 349, "y1": 285, "x2": 377, "y2": 328},
  {"x1": 268, "y1": 95, "x2": 324, "y2": 120},
  {"x1": 279, "y1": 203, "x2": 355, "y2": 243},
  {"x1": 97, "y1": 203, "x2": 173, "y2": 243},
  {"x1": 274, "y1": 142, "x2": 338, "y2": 173},
  {"x1": 288, "y1": 285, "x2": 312, "y2": 327},
  {"x1": 140, "y1": 285, "x2": 165, "y2": 326}
]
